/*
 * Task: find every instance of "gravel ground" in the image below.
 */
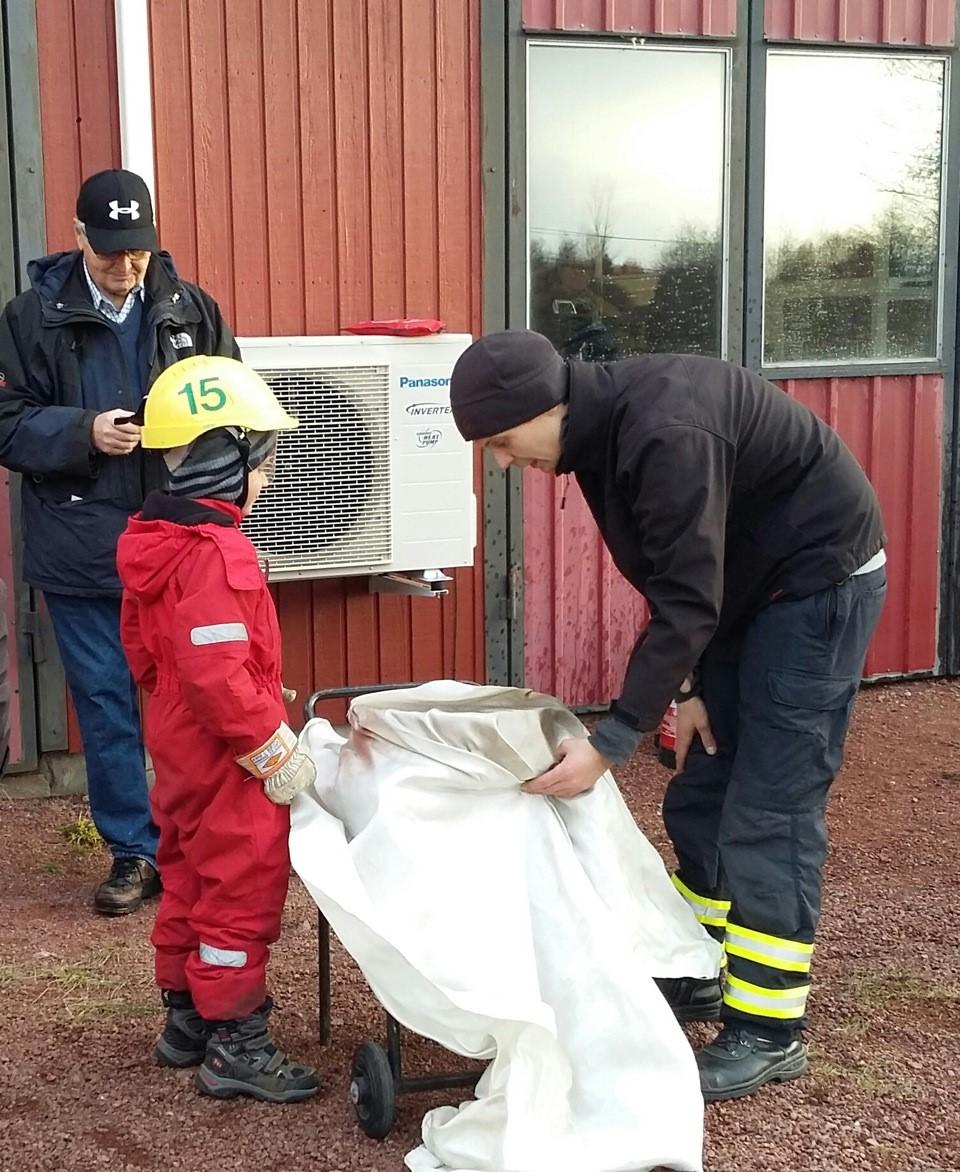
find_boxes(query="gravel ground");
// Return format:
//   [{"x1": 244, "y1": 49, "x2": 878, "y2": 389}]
[{"x1": 0, "y1": 678, "x2": 958, "y2": 1172}]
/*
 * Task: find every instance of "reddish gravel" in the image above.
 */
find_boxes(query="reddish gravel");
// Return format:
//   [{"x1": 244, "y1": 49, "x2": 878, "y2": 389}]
[{"x1": 0, "y1": 678, "x2": 958, "y2": 1172}]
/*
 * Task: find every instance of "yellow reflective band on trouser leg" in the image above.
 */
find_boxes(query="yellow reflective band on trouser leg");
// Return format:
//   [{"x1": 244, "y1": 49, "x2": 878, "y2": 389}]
[
  {"x1": 724, "y1": 921, "x2": 814, "y2": 973},
  {"x1": 723, "y1": 974, "x2": 810, "y2": 1020},
  {"x1": 671, "y1": 873, "x2": 731, "y2": 929}
]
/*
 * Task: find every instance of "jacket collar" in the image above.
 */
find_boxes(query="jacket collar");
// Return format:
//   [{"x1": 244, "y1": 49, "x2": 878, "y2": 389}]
[
  {"x1": 33, "y1": 250, "x2": 202, "y2": 327},
  {"x1": 139, "y1": 491, "x2": 240, "y2": 527},
  {"x1": 556, "y1": 360, "x2": 619, "y2": 475}
]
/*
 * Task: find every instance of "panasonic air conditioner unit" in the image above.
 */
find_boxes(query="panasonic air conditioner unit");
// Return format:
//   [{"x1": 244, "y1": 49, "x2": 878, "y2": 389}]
[{"x1": 235, "y1": 334, "x2": 475, "y2": 581}]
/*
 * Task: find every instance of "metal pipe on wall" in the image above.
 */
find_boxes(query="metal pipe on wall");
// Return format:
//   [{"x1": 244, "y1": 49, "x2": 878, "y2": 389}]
[{"x1": 114, "y1": 0, "x2": 155, "y2": 199}]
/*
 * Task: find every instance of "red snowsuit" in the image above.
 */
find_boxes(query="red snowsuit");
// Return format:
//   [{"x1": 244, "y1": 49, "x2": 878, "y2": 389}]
[{"x1": 117, "y1": 494, "x2": 291, "y2": 1021}]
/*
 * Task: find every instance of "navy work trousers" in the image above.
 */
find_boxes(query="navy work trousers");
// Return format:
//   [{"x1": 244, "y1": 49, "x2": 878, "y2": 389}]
[{"x1": 663, "y1": 568, "x2": 886, "y2": 1035}]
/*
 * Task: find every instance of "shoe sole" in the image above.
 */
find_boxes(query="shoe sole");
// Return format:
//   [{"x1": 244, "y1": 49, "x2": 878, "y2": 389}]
[
  {"x1": 702, "y1": 1053, "x2": 808, "y2": 1102},
  {"x1": 94, "y1": 887, "x2": 162, "y2": 917},
  {"x1": 194, "y1": 1066, "x2": 319, "y2": 1104},
  {"x1": 156, "y1": 1038, "x2": 205, "y2": 1069}
]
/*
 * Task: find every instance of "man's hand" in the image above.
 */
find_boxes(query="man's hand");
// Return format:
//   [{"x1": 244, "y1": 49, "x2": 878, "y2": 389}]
[
  {"x1": 522, "y1": 737, "x2": 610, "y2": 799},
  {"x1": 92, "y1": 410, "x2": 141, "y2": 456},
  {"x1": 675, "y1": 696, "x2": 717, "y2": 773}
]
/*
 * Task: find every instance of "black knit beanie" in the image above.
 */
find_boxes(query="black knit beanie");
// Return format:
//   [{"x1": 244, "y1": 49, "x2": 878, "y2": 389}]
[
  {"x1": 164, "y1": 428, "x2": 277, "y2": 503},
  {"x1": 449, "y1": 330, "x2": 568, "y2": 441}
]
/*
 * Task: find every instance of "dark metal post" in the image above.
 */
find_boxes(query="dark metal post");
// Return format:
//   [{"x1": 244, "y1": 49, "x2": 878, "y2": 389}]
[{"x1": 317, "y1": 910, "x2": 331, "y2": 1044}]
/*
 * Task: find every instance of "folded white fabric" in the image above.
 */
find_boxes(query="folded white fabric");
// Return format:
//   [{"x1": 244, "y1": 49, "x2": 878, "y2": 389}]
[{"x1": 289, "y1": 682, "x2": 722, "y2": 1172}]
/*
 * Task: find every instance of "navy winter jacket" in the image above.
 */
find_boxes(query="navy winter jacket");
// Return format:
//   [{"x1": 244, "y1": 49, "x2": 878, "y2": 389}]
[{"x1": 0, "y1": 251, "x2": 239, "y2": 596}]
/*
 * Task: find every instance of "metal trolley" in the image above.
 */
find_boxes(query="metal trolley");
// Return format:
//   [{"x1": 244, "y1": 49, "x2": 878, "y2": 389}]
[{"x1": 304, "y1": 684, "x2": 481, "y2": 1140}]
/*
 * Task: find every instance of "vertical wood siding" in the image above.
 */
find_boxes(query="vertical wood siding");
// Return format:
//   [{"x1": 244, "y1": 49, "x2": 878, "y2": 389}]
[
  {"x1": 522, "y1": 0, "x2": 736, "y2": 36},
  {"x1": 34, "y1": 1, "x2": 483, "y2": 742},
  {"x1": 765, "y1": 0, "x2": 956, "y2": 46},
  {"x1": 35, "y1": 0, "x2": 122, "y2": 752},
  {"x1": 524, "y1": 374, "x2": 943, "y2": 707},
  {"x1": 147, "y1": 0, "x2": 485, "y2": 722},
  {"x1": 36, "y1": 0, "x2": 122, "y2": 251}
]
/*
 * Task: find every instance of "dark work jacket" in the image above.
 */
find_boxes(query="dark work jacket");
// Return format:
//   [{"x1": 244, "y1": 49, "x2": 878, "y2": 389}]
[
  {"x1": 560, "y1": 353, "x2": 885, "y2": 735},
  {"x1": 0, "y1": 251, "x2": 240, "y2": 596}
]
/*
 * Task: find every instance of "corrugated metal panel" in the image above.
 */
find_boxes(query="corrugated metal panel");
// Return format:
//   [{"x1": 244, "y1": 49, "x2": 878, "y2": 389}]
[
  {"x1": 149, "y1": 0, "x2": 485, "y2": 716},
  {"x1": 782, "y1": 375, "x2": 943, "y2": 678},
  {"x1": 524, "y1": 470, "x2": 651, "y2": 706},
  {"x1": 524, "y1": 374, "x2": 942, "y2": 708},
  {"x1": 765, "y1": 0, "x2": 956, "y2": 46},
  {"x1": 522, "y1": 0, "x2": 737, "y2": 36}
]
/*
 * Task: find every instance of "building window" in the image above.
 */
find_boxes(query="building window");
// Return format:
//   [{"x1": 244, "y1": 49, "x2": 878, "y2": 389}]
[
  {"x1": 764, "y1": 52, "x2": 946, "y2": 367},
  {"x1": 527, "y1": 42, "x2": 729, "y2": 362}
]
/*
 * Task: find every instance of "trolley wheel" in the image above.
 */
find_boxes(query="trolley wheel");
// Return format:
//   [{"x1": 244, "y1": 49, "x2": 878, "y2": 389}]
[{"x1": 350, "y1": 1041, "x2": 396, "y2": 1140}]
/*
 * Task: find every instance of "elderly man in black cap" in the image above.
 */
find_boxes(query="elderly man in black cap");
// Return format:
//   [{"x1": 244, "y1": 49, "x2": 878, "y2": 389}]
[
  {"x1": 0, "y1": 169, "x2": 238, "y2": 915},
  {"x1": 450, "y1": 329, "x2": 886, "y2": 1102}
]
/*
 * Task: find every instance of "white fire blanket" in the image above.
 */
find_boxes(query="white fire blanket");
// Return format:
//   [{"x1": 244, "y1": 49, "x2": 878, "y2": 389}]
[{"x1": 289, "y1": 682, "x2": 722, "y2": 1172}]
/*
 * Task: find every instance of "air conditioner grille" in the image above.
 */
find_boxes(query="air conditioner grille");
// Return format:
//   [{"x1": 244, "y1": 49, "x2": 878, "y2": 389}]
[{"x1": 243, "y1": 364, "x2": 391, "y2": 575}]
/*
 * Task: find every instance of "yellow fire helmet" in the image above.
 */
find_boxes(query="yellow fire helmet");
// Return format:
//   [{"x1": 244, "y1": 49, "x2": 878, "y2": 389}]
[{"x1": 138, "y1": 355, "x2": 298, "y2": 450}]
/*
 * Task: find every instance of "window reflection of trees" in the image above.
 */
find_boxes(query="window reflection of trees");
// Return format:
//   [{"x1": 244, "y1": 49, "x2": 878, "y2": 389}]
[
  {"x1": 764, "y1": 55, "x2": 944, "y2": 365},
  {"x1": 530, "y1": 229, "x2": 723, "y2": 362},
  {"x1": 527, "y1": 44, "x2": 726, "y2": 363}
]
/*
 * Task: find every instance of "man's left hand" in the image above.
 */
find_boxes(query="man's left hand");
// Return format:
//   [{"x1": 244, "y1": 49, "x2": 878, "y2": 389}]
[{"x1": 522, "y1": 737, "x2": 611, "y2": 799}]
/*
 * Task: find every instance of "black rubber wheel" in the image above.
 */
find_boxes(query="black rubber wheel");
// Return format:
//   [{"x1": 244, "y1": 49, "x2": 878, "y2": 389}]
[{"x1": 350, "y1": 1041, "x2": 396, "y2": 1140}]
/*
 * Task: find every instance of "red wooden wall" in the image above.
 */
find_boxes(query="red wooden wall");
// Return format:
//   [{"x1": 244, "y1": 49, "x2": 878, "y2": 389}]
[
  {"x1": 522, "y1": 0, "x2": 737, "y2": 35},
  {"x1": 147, "y1": 0, "x2": 485, "y2": 720},
  {"x1": 524, "y1": 375, "x2": 943, "y2": 706},
  {"x1": 34, "y1": 0, "x2": 485, "y2": 745},
  {"x1": 36, "y1": 0, "x2": 122, "y2": 252}
]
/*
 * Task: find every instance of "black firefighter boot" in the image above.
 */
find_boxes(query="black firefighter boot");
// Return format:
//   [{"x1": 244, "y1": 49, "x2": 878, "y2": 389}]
[
  {"x1": 156, "y1": 989, "x2": 209, "y2": 1068},
  {"x1": 654, "y1": 976, "x2": 723, "y2": 1023},
  {"x1": 697, "y1": 1023, "x2": 808, "y2": 1101},
  {"x1": 195, "y1": 997, "x2": 319, "y2": 1104}
]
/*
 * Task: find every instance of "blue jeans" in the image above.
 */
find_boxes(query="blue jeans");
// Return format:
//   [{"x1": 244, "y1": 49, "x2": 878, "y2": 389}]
[{"x1": 44, "y1": 592, "x2": 158, "y2": 866}]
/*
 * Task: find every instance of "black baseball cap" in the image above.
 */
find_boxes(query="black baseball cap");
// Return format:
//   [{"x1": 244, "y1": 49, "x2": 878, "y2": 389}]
[{"x1": 76, "y1": 169, "x2": 158, "y2": 254}]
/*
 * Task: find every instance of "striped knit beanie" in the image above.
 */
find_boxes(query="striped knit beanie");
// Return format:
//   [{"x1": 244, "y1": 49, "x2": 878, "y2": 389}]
[{"x1": 163, "y1": 427, "x2": 278, "y2": 503}]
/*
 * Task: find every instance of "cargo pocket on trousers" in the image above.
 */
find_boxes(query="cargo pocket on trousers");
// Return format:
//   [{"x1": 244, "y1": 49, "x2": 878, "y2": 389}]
[
  {"x1": 761, "y1": 669, "x2": 859, "y2": 802},
  {"x1": 767, "y1": 669, "x2": 858, "y2": 719}
]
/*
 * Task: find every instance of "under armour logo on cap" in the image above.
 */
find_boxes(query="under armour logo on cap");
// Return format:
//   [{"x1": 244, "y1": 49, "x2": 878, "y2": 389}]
[
  {"x1": 108, "y1": 199, "x2": 140, "y2": 221},
  {"x1": 76, "y1": 169, "x2": 158, "y2": 254}
]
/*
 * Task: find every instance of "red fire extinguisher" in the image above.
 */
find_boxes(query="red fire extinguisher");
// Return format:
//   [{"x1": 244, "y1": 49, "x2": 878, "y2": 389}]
[{"x1": 656, "y1": 701, "x2": 678, "y2": 770}]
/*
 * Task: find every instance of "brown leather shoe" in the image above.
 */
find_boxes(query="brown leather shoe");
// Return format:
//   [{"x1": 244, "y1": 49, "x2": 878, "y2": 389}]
[{"x1": 94, "y1": 857, "x2": 161, "y2": 916}]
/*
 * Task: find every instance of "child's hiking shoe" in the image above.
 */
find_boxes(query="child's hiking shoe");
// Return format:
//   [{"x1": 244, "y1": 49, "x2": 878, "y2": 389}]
[
  {"x1": 156, "y1": 989, "x2": 208, "y2": 1068},
  {"x1": 195, "y1": 998, "x2": 319, "y2": 1104}
]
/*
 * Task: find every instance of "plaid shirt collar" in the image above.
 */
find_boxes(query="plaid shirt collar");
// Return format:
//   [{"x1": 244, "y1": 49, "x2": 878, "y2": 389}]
[{"x1": 83, "y1": 259, "x2": 145, "y2": 325}]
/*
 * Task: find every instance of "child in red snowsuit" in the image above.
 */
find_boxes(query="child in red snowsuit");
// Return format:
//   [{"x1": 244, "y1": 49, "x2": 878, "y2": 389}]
[{"x1": 116, "y1": 355, "x2": 318, "y2": 1104}]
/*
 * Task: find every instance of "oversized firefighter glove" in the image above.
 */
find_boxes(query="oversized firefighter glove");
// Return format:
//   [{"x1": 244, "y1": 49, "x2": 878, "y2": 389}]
[{"x1": 235, "y1": 722, "x2": 317, "y2": 805}]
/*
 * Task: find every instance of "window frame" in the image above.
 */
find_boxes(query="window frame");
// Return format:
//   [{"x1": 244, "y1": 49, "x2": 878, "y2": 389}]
[
  {"x1": 760, "y1": 46, "x2": 952, "y2": 376},
  {"x1": 524, "y1": 36, "x2": 736, "y2": 363}
]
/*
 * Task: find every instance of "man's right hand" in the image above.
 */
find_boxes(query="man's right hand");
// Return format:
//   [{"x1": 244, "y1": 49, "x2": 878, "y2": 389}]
[
  {"x1": 92, "y1": 410, "x2": 141, "y2": 456},
  {"x1": 675, "y1": 695, "x2": 717, "y2": 773}
]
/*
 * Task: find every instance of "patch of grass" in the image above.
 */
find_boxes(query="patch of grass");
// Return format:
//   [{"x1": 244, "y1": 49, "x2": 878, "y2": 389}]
[
  {"x1": 60, "y1": 812, "x2": 103, "y2": 854},
  {"x1": 0, "y1": 946, "x2": 155, "y2": 1023},
  {"x1": 809, "y1": 1053, "x2": 916, "y2": 1099},
  {"x1": 850, "y1": 971, "x2": 960, "y2": 1009},
  {"x1": 837, "y1": 970, "x2": 960, "y2": 1038},
  {"x1": 35, "y1": 860, "x2": 63, "y2": 875}
]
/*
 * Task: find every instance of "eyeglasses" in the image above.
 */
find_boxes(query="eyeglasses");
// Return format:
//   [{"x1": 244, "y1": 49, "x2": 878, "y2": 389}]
[
  {"x1": 257, "y1": 448, "x2": 278, "y2": 487},
  {"x1": 77, "y1": 223, "x2": 150, "y2": 262}
]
